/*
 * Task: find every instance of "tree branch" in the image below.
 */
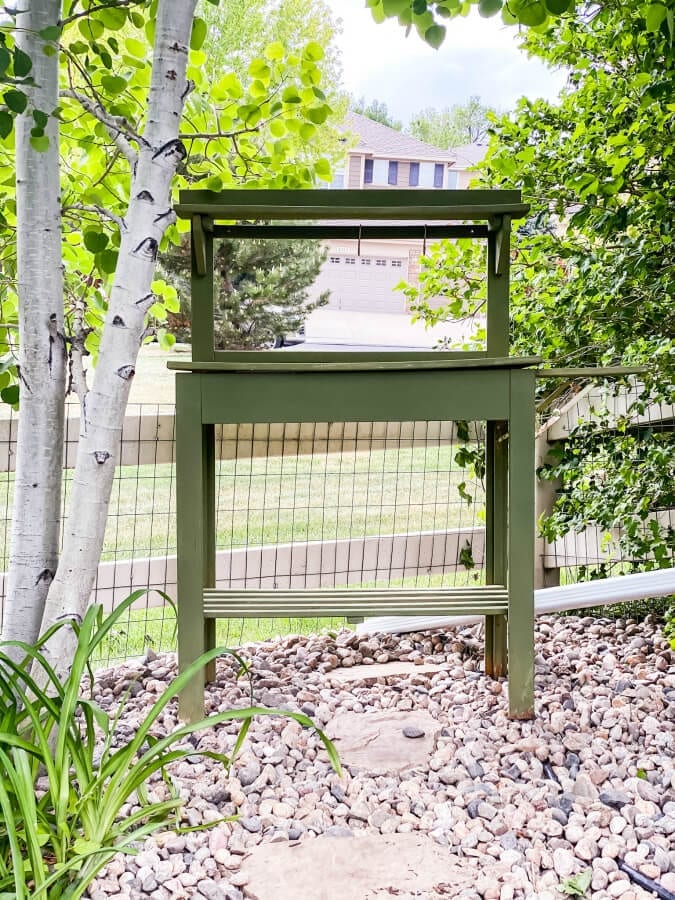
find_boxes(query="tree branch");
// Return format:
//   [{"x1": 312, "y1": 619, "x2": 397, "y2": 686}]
[
  {"x1": 62, "y1": 202, "x2": 126, "y2": 232},
  {"x1": 60, "y1": 0, "x2": 144, "y2": 27},
  {"x1": 60, "y1": 88, "x2": 138, "y2": 166}
]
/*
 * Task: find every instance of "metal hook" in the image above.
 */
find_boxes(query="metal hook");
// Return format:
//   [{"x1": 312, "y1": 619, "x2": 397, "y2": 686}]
[
  {"x1": 357, "y1": 224, "x2": 362, "y2": 258},
  {"x1": 422, "y1": 224, "x2": 427, "y2": 258}
]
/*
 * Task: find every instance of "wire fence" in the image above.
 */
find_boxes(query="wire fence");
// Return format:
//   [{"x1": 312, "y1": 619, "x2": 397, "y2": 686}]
[{"x1": 0, "y1": 377, "x2": 672, "y2": 664}]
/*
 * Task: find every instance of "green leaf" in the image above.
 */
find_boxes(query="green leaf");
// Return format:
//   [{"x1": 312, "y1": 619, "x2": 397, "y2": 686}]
[
  {"x1": 98, "y1": 7, "x2": 127, "y2": 30},
  {"x1": 29, "y1": 135, "x2": 49, "y2": 152},
  {"x1": 424, "y1": 23, "x2": 447, "y2": 47},
  {"x1": 559, "y1": 869, "x2": 592, "y2": 895},
  {"x1": 124, "y1": 37, "x2": 147, "y2": 59},
  {"x1": 1, "y1": 385, "x2": 18, "y2": 405},
  {"x1": 479, "y1": 0, "x2": 503, "y2": 16},
  {"x1": 32, "y1": 109, "x2": 48, "y2": 129},
  {"x1": 249, "y1": 58, "x2": 271, "y2": 80},
  {"x1": 84, "y1": 230, "x2": 109, "y2": 253},
  {"x1": 100, "y1": 75, "x2": 127, "y2": 96},
  {"x1": 190, "y1": 17, "x2": 208, "y2": 51},
  {"x1": 544, "y1": 0, "x2": 573, "y2": 11},
  {"x1": 73, "y1": 837, "x2": 101, "y2": 856},
  {"x1": 0, "y1": 112, "x2": 12, "y2": 139},
  {"x1": 264, "y1": 41, "x2": 284, "y2": 60},
  {"x1": 99, "y1": 249, "x2": 118, "y2": 274},
  {"x1": 314, "y1": 158, "x2": 331, "y2": 180},
  {"x1": 13, "y1": 48, "x2": 32, "y2": 78},
  {"x1": 382, "y1": 0, "x2": 410, "y2": 14},
  {"x1": 306, "y1": 104, "x2": 329, "y2": 124},
  {"x1": 39, "y1": 25, "x2": 62, "y2": 42},
  {"x1": 282, "y1": 86, "x2": 301, "y2": 103},
  {"x1": 302, "y1": 41, "x2": 324, "y2": 61},
  {"x1": 78, "y1": 18, "x2": 104, "y2": 40},
  {"x1": 645, "y1": 3, "x2": 667, "y2": 31},
  {"x1": 3, "y1": 90, "x2": 27, "y2": 114},
  {"x1": 513, "y1": 0, "x2": 548, "y2": 25}
]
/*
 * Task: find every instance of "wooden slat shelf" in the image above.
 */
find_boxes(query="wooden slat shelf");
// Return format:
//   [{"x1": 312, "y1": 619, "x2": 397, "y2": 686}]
[{"x1": 202, "y1": 587, "x2": 509, "y2": 618}]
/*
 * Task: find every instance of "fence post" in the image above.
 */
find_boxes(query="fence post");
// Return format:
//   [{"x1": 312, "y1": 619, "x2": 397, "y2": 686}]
[{"x1": 534, "y1": 432, "x2": 561, "y2": 589}]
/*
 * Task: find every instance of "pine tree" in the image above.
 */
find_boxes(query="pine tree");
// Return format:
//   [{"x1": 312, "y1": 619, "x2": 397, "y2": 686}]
[{"x1": 163, "y1": 238, "x2": 329, "y2": 349}]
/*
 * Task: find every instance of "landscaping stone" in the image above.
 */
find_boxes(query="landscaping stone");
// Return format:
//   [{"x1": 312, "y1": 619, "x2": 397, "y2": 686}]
[
  {"x1": 325, "y1": 709, "x2": 441, "y2": 773},
  {"x1": 240, "y1": 833, "x2": 483, "y2": 899},
  {"x1": 82, "y1": 614, "x2": 674, "y2": 900}
]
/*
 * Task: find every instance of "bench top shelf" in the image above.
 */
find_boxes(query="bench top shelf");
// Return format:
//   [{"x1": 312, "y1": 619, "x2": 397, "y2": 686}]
[{"x1": 168, "y1": 353, "x2": 542, "y2": 374}]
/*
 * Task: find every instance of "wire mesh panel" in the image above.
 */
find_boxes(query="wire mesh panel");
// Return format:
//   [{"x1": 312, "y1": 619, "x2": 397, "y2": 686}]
[{"x1": 214, "y1": 420, "x2": 485, "y2": 591}]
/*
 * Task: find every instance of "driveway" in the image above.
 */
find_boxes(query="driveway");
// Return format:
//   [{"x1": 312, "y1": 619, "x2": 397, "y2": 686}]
[{"x1": 304, "y1": 308, "x2": 475, "y2": 350}]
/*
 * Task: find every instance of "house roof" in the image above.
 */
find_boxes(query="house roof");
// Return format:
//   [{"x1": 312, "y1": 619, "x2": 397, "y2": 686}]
[
  {"x1": 446, "y1": 143, "x2": 488, "y2": 170},
  {"x1": 344, "y1": 111, "x2": 456, "y2": 163}
]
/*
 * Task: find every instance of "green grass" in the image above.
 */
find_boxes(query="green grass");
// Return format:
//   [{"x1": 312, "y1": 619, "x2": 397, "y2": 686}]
[{"x1": 0, "y1": 443, "x2": 484, "y2": 570}]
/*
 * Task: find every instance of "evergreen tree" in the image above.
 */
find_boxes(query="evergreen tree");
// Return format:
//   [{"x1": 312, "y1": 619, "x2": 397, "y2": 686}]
[{"x1": 163, "y1": 238, "x2": 329, "y2": 349}]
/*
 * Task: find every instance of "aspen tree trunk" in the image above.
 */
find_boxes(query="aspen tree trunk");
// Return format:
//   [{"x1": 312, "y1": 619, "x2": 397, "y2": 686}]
[
  {"x1": 2, "y1": 0, "x2": 65, "y2": 653},
  {"x1": 39, "y1": 0, "x2": 198, "y2": 673}
]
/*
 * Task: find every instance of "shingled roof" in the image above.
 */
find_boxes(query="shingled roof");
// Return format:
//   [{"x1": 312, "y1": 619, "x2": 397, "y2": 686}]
[{"x1": 344, "y1": 111, "x2": 456, "y2": 162}]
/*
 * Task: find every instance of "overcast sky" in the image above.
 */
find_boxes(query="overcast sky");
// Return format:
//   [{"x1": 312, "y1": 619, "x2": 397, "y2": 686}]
[{"x1": 325, "y1": 0, "x2": 567, "y2": 123}]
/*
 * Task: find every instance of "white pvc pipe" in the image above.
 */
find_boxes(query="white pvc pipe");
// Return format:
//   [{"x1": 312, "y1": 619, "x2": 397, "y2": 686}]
[{"x1": 357, "y1": 566, "x2": 675, "y2": 636}]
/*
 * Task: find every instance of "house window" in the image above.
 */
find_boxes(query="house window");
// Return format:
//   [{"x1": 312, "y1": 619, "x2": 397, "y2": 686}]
[
  {"x1": 446, "y1": 169, "x2": 458, "y2": 189},
  {"x1": 376, "y1": 258, "x2": 387, "y2": 266},
  {"x1": 345, "y1": 257, "x2": 356, "y2": 265},
  {"x1": 391, "y1": 259, "x2": 403, "y2": 267},
  {"x1": 364, "y1": 159, "x2": 373, "y2": 184},
  {"x1": 360, "y1": 258, "x2": 371, "y2": 265},
  {"x1": 331, "y1": 172, "x2": 345, "y2": 189},
  {"x1": 372, "y1": 159, "x2": 388, "y2": 184},
  {"x1": 434, "y1": 163, "x2": 445, "y2": 188},
  {"x1": 409, "y1": 162, "x2": 419, "y2": 187},
  {"x1": 388, "y1": 160, "x2": 398, "y2": 186},
  {"x1": 329, "y1": 256, "x2": 341, "y2": 264},
  {"x1": 419, "y1": 162, "x2": 435, "y2": 187}
]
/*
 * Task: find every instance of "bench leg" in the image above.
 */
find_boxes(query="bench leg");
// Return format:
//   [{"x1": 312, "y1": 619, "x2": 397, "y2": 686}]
[
  {"x1": 485, "y1": 421, "x2": 508, "y2": 679},
  {"x1": 203, "y1": 424, "x2": 217, "y2": 684},
  {"x1": 486, "y1": 614, "x2": 507, "y2": 677},
  {"x1": 177, "y1": 375, "x2": 207, "y2": 724},
  {"x1": 507, "y1": 371, "x2": 535, "y2": 720}
]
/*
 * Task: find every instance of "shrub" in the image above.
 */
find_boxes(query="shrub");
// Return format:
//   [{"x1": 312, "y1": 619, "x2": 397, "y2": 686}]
[{"x1": 0, "y1": 591, "x2": 340, "y2": 899}]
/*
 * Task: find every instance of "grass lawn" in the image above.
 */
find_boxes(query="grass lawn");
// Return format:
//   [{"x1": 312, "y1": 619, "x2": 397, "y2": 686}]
[{"x1": 0, "y1": 442, "x2": 484, "y2": 570}]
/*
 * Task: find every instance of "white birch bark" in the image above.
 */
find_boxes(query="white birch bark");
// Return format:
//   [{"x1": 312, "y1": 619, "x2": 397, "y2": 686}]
[
  {"x1": 39, "y1": 0, "x2": 198, "y2": 672},
  {"x1": 2, "y1": 0, "x2": 65, "y2": 653}
]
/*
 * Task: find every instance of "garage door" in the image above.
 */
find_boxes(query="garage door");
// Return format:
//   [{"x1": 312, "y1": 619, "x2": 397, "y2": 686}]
[{"x1": 315, "y1": 254, "x2": 409, "y2": 314}]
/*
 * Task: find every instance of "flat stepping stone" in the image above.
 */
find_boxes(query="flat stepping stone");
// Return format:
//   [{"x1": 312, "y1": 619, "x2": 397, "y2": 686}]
[
  {"x1": 329, "y1": 660, "x2": 444, "y2": 684},
  {"x1": 325, "y1": 709, "x2": 440, "y2": 773},
  {"x1": 241, "y1": 833, "x2": 482, "y2": 900}
]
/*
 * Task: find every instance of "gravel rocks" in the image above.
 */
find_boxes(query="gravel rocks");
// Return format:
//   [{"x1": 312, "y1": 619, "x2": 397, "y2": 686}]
[{"x1": 83, "y1": 613, "x2": 674, "y2": 900}]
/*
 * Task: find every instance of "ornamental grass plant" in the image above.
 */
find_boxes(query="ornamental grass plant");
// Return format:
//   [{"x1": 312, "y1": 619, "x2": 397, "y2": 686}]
[{"x1": 0, "y1": 590, "x2": 340, "y2": 899}]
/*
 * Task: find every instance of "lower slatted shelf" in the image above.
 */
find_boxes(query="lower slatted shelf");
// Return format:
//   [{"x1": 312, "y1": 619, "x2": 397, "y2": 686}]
[{"x1": 202, "y1": 586, "x2": 508, "y2": 618}]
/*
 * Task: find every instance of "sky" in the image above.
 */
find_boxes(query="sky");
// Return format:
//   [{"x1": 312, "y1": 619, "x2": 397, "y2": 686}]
[{"x1": 324, "y1": 0, "x2": 567, "y2": 124}]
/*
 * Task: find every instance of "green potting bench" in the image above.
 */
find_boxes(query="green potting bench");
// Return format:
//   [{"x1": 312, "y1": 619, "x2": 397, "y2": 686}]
[{"x1": 170, "y1": 189, "x2": 537, "y2": 722}]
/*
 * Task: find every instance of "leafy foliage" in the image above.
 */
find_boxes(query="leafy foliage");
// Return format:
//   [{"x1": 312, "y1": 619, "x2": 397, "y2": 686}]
[
  {"x1": 400, "y1": 0, "x2": 675, "y2": 572},
  {"x1": 0, "y1": 591, "x2": 340, "y2": 898},
  {"x1": 408, "y1": 96, "x2": 495, "y2": 147},
  {"x1": 366, "y1": 0, "x2": 672, "y2": 47},
  {"x1": 161, "y1": 237, "x2": 329, "y2": 348},
  {"x1": 0, "y1": 1, "x2": 340, "y2": 391}
]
